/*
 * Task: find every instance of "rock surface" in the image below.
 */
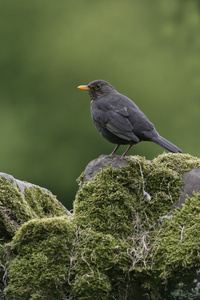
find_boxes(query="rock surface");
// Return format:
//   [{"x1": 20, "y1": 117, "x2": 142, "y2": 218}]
[
  {"x1": 84, "y1": 155, "x2": 130, "y2": 182},
  {"x1": 178, "y1": 168, "x2": 200, "y2": 207}
]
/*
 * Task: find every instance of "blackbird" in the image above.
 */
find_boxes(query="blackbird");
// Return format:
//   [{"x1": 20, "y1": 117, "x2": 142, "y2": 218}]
[{"x1": 78, "y1": 80, "x2": 182, "y2": 156}]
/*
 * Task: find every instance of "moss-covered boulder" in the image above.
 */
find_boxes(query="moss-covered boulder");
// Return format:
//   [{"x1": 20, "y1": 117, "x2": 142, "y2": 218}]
[
  {"x1": 1, "y1": 153, "x2": 200, "y2": 299},
  {"x1": 72, "y1": 153, "x2": 200, "y2": 299},
  {"x1": 0, "y1": 172, "x2": 70, "y2": 241},
  {"x1": 0, "y1": 173, "x2": 71, "y2": 299}
]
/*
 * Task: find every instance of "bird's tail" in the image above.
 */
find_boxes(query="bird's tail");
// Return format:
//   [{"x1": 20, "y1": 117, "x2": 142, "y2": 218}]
[{"x1": 152, "y1": 135, "x2": 182, "y2": 153}]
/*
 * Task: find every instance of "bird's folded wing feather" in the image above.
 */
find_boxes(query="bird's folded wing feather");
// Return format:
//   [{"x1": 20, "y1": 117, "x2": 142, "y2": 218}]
[{"x1": 105, "y1": 110, "x2": 139, "y2": 142}]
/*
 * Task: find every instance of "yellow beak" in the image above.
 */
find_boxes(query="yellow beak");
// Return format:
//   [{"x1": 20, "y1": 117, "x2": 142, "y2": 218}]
[{"x1": 78, "y1": 85, "x2": 90, "y2": 91}]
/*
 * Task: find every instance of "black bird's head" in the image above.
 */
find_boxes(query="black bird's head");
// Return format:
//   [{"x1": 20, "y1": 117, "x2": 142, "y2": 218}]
[{"x1": 78, "y1": 80, "x2": 115, "y2": 101}]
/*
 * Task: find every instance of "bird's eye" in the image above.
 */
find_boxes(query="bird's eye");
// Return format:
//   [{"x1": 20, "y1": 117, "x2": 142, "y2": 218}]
[{"x1": 96, "y1": 84, "x2": 101, "y2": 89}]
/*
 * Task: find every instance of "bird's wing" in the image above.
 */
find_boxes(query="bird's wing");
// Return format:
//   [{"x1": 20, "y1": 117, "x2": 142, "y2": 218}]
[
  {"x1": 92, "y1": 92, "x2": 154, "y2": 143},
  {"x1": 109, "y1": 93, "x2": 157, "y2": 140},
  {"x1": 105, "y1": 109, "x2": 139, "y2": 142}
]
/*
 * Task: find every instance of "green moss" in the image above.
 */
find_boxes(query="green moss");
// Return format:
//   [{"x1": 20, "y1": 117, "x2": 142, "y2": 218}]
[
  {"x1": 74, "y1": 158, "x2": 146, "y2": 238},
  {"x1": 24, "y1": 185, "x2": 68, "y2": 218},
  {"x1": 0, "y1": 177, "x2": 36, "y2": 238},
  {"x1": 74, "y1": 154, "x2": 188, "y2": 239},
  {"x1": 70, "y1": 229, "x2": 131, "y2": 299},
  {"x1": 155, "y1": 192, "x2": 200, "y2": 279},
  {"x1": 5, "y1": 216, "x2": 75, "y2": 300},
  {"x1": 0, "y1": 243, "x2": 13, "y2": 299},
  {"x1": 0, "y1": 176, "x2": 68, "y2": 241},
  {"x1": 152, "y1": 153, "x2": 200, "y2": 174}
]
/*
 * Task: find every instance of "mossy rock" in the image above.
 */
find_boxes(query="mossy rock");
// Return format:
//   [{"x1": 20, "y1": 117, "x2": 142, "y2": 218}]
[
  {"x1": 1, "y1": 153, "x2": 200, "y2": 299},
  {"x1": 73, "y1": 153, "x2": 200, "y2": 299},
  {"x1": 0, "y1": 173, "x2": 71, "y2": 299},
  {"x1": 0, "y1": 172, "x2": 70, "y2": 241}
]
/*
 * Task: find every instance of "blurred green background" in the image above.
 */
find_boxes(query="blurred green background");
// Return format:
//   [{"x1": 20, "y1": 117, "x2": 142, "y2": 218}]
[{"x1": 0, "y1": 0, "x2": 199, "y2": 210}]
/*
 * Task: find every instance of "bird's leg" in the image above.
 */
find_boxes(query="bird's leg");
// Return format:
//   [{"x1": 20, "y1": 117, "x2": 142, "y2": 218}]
[
  {"x1": 122, "y1": 145, "x2": 133, "y2": 156},
  {"x1": 110, "y1": 145, "x2": 120, "y2": 155}
]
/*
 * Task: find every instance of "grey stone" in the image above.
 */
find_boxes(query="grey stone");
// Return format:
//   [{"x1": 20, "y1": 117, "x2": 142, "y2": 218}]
[
  {"x1": 84, "y1": 155, "x2": 130, "y2": 182},
  {"x1": 178, "y1": 168, "x2": 200, "y2": 208}
]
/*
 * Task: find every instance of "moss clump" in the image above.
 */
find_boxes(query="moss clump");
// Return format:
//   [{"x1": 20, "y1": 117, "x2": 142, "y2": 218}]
[
  {"x1": 24, "y1": 185, "x2": 69, "y2": 218},
  {"x1": 70, "y1": 229, "x2": 131, "y2": 300},
  {"x1": 5, "y1": 216, "x2": 75, "y2": 300},
  {"x1": 155, "y1": 192, "x2": 200, "y2": 278},
  {"x1": 0, "y1": 177, "x2": 36, "y2": 239},
  {"x1": 74, "y1": 154, "x2": 187, "y2": 239},
  {"x1": 152, "y1": 153, "x2": 200, "y2": 174},
  {"x1": 74, "y1": 158, "x2": 146, "y2": 238}
]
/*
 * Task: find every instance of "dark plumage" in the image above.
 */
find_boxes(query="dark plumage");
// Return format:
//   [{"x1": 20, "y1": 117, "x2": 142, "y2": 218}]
[{"x1": 78, "y1": 80, "x2": 182, "y2": 156}]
